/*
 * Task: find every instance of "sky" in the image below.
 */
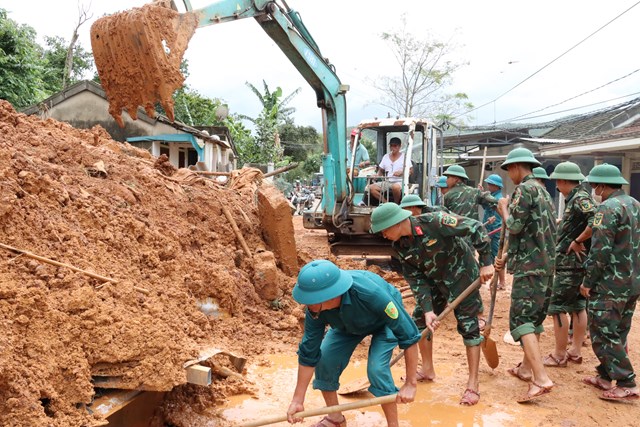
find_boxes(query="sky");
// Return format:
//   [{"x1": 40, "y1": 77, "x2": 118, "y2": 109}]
[{"x1": 3, "y1": 0, "x2": 640, "y2": 131}]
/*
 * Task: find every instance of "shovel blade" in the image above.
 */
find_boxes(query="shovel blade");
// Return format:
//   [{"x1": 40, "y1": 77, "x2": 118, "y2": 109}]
[
  {"x1": 481, "y1": 337, "x2": 499, "y2": 369},
  {"x1": 337, "y1": 377, "x2": 370, "y2": 395}
]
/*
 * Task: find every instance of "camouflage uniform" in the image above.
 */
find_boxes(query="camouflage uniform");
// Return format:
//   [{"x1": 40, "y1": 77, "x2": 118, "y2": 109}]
[
  {"x1": 444, "y1": 182, "x2": 498, "y2": 221},
  {"x1": 482, "y1": 190, "x2": 503, "y2": 261},
  {"x1": 505, "y1": 175, "x2": 557, "y2": 341},
  {"x1": 582, "y1": 189, "x2": 640, "y2": 388},
  {"x1": 548, "y1": 186, "x2": 595, "y2": 315},
  {"x1": 393, "y1": 211, "x2": 492, "y2": 346}
]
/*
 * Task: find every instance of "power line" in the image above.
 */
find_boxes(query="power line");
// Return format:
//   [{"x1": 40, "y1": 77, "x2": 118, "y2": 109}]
[
  {"x1": 488, "y1": 69, "x2": 640, "y2": 124},
  {"x1": 455, "y1": 0, "x2": 640, "y2": 119}
]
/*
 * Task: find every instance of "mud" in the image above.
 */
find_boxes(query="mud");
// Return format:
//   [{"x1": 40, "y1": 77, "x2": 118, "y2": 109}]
[
  {"x1": 0, "y1": 100, "x2": 301, "y2": 427},
  {"x1": 91, "y1": 0, "x2": 198, "y2": 126}
]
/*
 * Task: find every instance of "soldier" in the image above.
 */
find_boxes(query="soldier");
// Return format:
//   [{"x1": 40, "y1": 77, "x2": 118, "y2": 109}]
[
  {"x1": 579, "y1": 164, "x2": 640, "y2": 401},
  {"x1": 399, "y1": 194, "x2": 446, "y2": 216},
  {"x1": 495, "y1": 147, "x2": 557, "y2": 403},
  {"x1": 481, "y1": 174, "x2": 506, "y2": 289},
  {"x1": 443, "y1": 164, "x2": 498, "y2": 221},
  {"x1": 543, "y1": 162, "x2": 595, "y2": 368},
  {"x1": 532, "y1": 166, "x2": 550, "y2": 184},
  {"x1": 371, "y1": 203, "x2": 494, "y2": 406},
  {"x1": 287, "y1": 260, "x2": 421, "y2": 427}
]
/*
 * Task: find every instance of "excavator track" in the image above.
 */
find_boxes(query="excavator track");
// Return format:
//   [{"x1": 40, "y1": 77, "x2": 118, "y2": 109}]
[{"x1": 90, "y1": 0, "x2": 198, "y2": 127}]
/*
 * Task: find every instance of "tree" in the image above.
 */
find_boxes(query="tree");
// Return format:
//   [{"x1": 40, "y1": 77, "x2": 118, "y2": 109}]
[
  {"x1": 238, "y1": 80, "x2": 301, "y2": 164},
  {"x1": 279, "y1": 118, "x2": 321, "y2": 163},
  {"x1": 375, "y1": 15, "x2": 473, "y2": 123},
  {"x1": 41, "y1": 35, "x2": 93, "y2": 94},
  {"x1": 62, "y1": 3, "x2": 92, "y2": 89},
  {"x1": 0, "y1": 9, "x2": 46, "y2": 108}
]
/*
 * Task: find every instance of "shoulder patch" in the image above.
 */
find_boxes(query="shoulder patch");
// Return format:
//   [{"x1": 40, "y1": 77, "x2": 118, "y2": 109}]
[
  {"x1": 441, "y1": 214, "x2": 458, "y2": 227},
  {"x1": 593, "y1": 212, "x2": 603, "y2": 227},
  {"x1": 384, "y1": 301, "x2": 399, "y2": 319},
  {"x1": 579, "y1": 199, "x2": 593, "y2": 212}
]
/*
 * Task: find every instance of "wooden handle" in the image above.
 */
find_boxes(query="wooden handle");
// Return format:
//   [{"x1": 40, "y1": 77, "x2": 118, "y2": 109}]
[
  {"x1": 238, "y1": 394, "x2": 397, "y2": 427},
  {"x1": 388, "y1": 277, "x2": 482, "y2": 366},
  {"x1": 479, "y1": 146, "x2": 488, "y2": 185},
  {"x1": 484, "y1": 226, "x2": 508, "y2": 335},
  {"x1": 221, "y1": 206, "x2": 252, "y2": 257},
  {"x1": 263, "y1": 162, "x2": 299, "y2": 178}
]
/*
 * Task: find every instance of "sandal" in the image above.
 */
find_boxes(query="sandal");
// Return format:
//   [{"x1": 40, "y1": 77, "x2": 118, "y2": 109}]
[
  {"x1": 459, "y1": 388, "x2": 480, "y2": 406},
  {"x1": 566, "y1": 352, "x2": 583, "y2": 364},
  {"x1": 517, "y1": 382, "x2": 553, "y2": 403},
  {"x1": 542, "y1": 353, "x2": 567, "y2": 367},
  {"x1": 582, "y1": 376, "x2": 612, "y2": 391},
  {"x1": 599, "y1": 386, "x2": 640, "y2": 402},
  {"x1": 309, "y1": 415, "x2": 346, "y2": 427},
  {"x1": 507, "y1": 362, "x2": 532, "y2": 382}
]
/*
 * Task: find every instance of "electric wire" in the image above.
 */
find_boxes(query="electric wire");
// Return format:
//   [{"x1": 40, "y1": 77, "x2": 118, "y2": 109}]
[{"x1": 454, "y1": 0, "x2": 640, "y2": 120}]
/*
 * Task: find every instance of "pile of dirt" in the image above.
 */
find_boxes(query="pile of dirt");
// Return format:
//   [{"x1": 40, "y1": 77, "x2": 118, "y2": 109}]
[{"x1": 0, "y1": 100, "x2": 302, "y2": 426}]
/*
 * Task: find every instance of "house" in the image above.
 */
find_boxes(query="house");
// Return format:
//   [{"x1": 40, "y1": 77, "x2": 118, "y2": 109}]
[
  {"x1": 442, "y1": 98, "x2": 640, "y2": 202},
  {"x1": 23, "y1": 80, "x2": 237, "y2": 172}
]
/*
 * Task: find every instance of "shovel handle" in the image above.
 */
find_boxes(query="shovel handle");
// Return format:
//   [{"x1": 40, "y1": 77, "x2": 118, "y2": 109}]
[
  {"x1": 388, "y1": 277, "x2": 482, "y2": 367},
  {"x1": 485, "y1": 225, "x2": 508, "y2": 333},
  {"x1": 238, "y1": 394, "x2": 397, "y2": 427}
]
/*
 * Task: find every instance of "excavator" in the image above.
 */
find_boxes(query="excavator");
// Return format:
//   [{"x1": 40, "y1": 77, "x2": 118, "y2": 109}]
[{"x1": 91, "y1": 0, "x2": 442, "y2": 257}]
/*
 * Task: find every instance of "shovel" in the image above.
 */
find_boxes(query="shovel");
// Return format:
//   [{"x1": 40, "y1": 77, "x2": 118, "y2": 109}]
[
  {"x1": 480, "y1": 225, "x2": 508, "y2": 369},
  {"x1": 238, "y1": 394, "x2": 397, "y2": 427},
  {"x1": 338, "y1": 277, "x2": 482, "y2": 395}
]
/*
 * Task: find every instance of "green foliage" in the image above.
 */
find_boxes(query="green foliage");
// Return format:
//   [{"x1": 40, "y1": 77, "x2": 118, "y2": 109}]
[
  {"x1": 0, "y1": 9, "x2": 46, "y2": 108},
  {"x1": 41, "y1": 35, "x2": 93, "y2": 93},
  {"x1": 280, "y1": 118, "x2": 321, "y2": 162}
]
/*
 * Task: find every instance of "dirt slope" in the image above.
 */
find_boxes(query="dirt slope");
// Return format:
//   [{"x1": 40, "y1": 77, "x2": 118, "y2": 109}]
[{"x1": 0, "y1": 101, "x2": 301, "y2": 427}]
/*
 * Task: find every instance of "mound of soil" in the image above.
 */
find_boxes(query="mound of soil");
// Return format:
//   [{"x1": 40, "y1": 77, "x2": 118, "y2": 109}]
[{"x1": 0, "y1": 101, "x2": 301, "y2": 426}]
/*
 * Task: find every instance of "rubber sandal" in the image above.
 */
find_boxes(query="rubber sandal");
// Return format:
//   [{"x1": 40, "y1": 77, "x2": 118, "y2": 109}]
[
  {"x1": 543, "y1": 353, "x2": 567, "y2": 367},
  {"x1": 582, "y1": 376, "x2": 612, "y2": 391},
  {"x1": 308, "y1": 415, "x2": 347, "y2": 427},
  {"x1": 507, "y1": 362, "x2": 532, "y2": 382},
  {"x1": 459, "y1": 388, "x2": 480, "y2": 406},
  {"x1": 599, "y1": 387, "x2": 640, "y2": 402},
  {"x1": 517, "y1": 382, "x2": 553, "y2": 403},
  {"x1": 566, "y1": 352, "x2": 583, "y2": 364}
]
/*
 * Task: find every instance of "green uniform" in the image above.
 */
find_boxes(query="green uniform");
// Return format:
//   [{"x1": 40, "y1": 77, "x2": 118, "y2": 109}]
[
  {"x1": 548, "y1": 186, "x2": 595, "y2": 315},
  {"x1": 298, "y1": 270, "x2": 421, "y2": 396},
  {"x1": 482, "y1": 190, "x2": 504, "y2": 260},
  {"x1": 444, "y1": 182, "x2": 498, "y2": 221},
  {"x1": 393, "y1": 212, "x2": 492, "y2": 346},
  {"x1": 582, "y1": 189, "x2": 640, "y2": 388},
  {"x1": 505, "y1": 175, "x2": 557, "y2": 341}
]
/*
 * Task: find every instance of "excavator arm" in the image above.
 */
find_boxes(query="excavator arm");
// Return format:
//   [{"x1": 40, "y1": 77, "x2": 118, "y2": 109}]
[{"x1": 91, "y1": 0, "x2": 349, "y2": 209}]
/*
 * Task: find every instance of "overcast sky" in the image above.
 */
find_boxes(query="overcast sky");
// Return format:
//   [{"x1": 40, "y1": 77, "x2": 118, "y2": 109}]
[{"x1": 3, "y1": 0, "x2": 640, "y2": 131}]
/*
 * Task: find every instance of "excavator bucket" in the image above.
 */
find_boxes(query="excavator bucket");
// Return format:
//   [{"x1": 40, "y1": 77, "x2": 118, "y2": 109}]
[{"x1": 90, "y1": 0, "x2": 198, "y2": 127}]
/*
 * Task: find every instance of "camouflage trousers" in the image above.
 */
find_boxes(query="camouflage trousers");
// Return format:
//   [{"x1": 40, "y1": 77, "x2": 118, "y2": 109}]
[
  {"x1": 410, "y1": 274, "x2": 483, "y2": 347},
  {"x1": 547, "y1": 269, "x2": 586, "y2": 315},
  {"x1": 588, "y1": 294, "x2": 639, "y2": 387},
  {"x1": 509, "y1": 275, "x2": 552, "y2": 342}
]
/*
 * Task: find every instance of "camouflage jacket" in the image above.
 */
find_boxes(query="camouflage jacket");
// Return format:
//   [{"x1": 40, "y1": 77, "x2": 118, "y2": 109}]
[
  {"x1": 444, "y1": 182, "x2": 498, "y2": 221},
  {"x1": 393, "y1": 212, "x2": 492, "y2": 312},
  {"x1": 505, "y1": 174, "x2": 557, "y2": 276},
  {"x1": 582, "y1": 190, "x2": 640, "y2": 297},
  {"x1": 556, "y1": 186, "x2": 596, "y2": 270}
]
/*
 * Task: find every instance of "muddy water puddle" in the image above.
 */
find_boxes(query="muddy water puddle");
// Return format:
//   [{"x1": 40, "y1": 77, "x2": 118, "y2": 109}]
[{"x1": 223, "y1": 355, "x2": 529, "y2": 427}]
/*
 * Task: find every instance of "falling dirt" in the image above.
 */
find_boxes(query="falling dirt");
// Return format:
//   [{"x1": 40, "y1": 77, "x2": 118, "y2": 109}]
[{"x1": 90, "y1": 0, "x2": 198, "y2": 126}]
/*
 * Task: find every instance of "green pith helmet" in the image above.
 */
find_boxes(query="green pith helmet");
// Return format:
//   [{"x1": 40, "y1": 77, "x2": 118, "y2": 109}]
[
  {"x1": 436, "y1": 176, "x2": 448, "y2": 188},
  {"x1": 484, "y1": 174, "x2": 503, "y2": 188},
  {"x1": 370, "y1": 203, "x2": 411, "y2": 233},
  {"x1": 443, "y1": 164, "x2": 469, "y2": 180},
  {"x1": 532, "y1": 167, "x2": 550, "y2": 180},
  {"x1": 500, "y1": 147, "x2": 541, "y2": 170},
  {"x1": 399, "y1": 194, "x2": 427, "y2": 208},
  {"x1": 585, "y1": 163, "x2": 629, "y2": 185},
  {"x1": 292, "y1": 260, "x2": 353, "y2": 305},
  {"x1": 549, "y1": 161, "x2": 585, "y2": 181}
]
